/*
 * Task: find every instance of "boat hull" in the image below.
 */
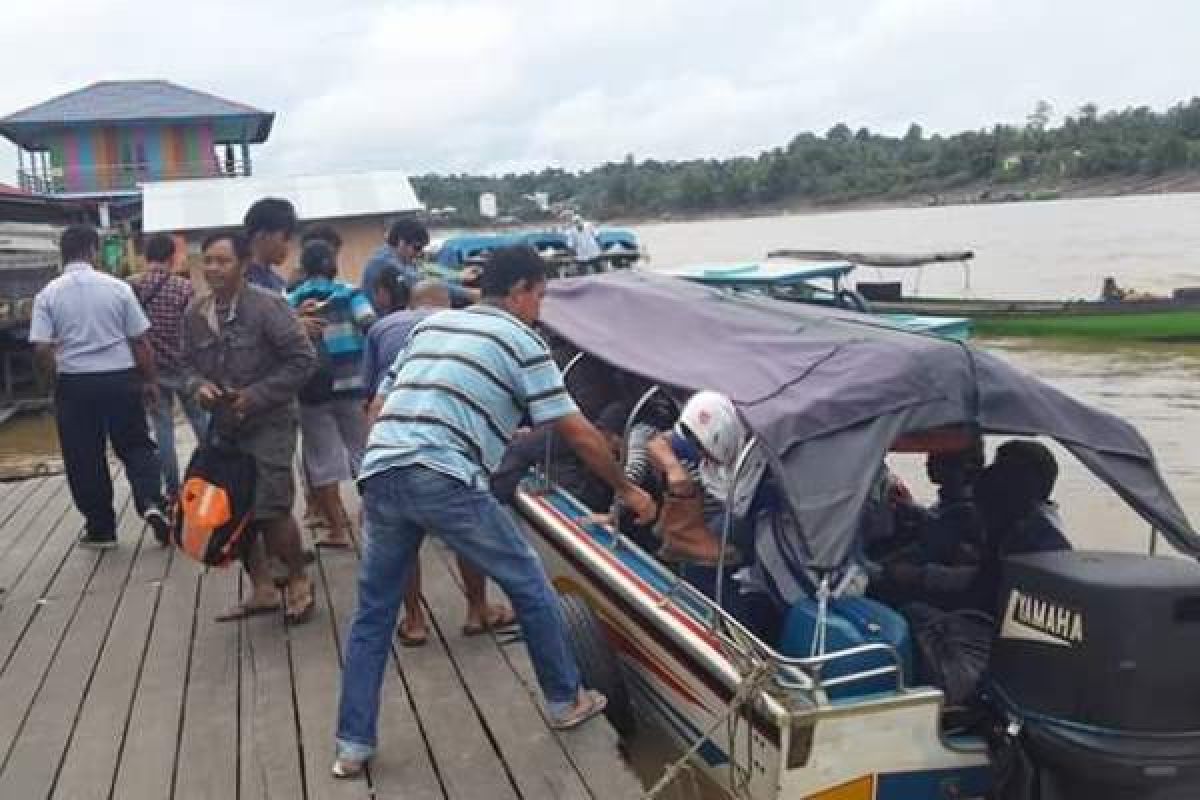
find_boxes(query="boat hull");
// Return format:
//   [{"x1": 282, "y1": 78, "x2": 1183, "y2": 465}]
[
  {"x1": 517, "y1": 485, "x2": 991, "y2": 799},
  {"x1": 870, "y1": 299, "x2": 1200, "y2": 341}
]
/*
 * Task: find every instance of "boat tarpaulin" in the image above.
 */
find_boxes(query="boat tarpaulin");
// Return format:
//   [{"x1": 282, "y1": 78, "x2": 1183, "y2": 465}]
[{"x1": 540, "y1": 271, "x2": 1197, "y2": 575}]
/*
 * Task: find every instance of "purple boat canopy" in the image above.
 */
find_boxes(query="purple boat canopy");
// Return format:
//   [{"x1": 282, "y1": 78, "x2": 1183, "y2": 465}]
[{"x1": 540, "y1": 271, "x2": 1197, "y2": 571}]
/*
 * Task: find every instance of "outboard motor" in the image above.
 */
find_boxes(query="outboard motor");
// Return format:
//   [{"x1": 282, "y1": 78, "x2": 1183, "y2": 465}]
[{"x1": 986, "y1": 550, "x2": 1200, "y2": 799}]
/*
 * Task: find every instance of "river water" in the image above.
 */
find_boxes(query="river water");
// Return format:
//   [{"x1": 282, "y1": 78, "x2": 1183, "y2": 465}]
[{"x1": 632, "y1": 193, "x2": 1200, "y2": 554}]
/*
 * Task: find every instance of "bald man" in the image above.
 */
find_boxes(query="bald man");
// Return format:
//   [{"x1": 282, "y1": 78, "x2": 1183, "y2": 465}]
[{"x1": 361, "y1": 275, "x2": 450, "y2": 398}]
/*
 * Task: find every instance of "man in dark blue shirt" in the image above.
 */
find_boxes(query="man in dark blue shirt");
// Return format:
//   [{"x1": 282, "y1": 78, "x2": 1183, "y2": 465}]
[
  {"x1": 360, "y1": 218, "x2": 477, "y2": 312},
  {"x1": 243, "y1": 197, "x2": 295, "y2": 293}
]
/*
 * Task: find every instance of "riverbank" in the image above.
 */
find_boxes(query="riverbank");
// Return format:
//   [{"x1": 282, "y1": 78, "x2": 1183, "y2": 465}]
[{"x1": 599, "y1": 171, "x2": 1200, "y2": 227}]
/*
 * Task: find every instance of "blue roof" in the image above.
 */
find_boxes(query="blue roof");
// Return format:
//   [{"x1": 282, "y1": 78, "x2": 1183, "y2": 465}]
[{"x1": 0, "y1": 80, "x2": 274, "y2": 148}]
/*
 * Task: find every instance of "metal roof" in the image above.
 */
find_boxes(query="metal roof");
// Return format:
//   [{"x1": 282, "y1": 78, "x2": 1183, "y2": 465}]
[
  {"x1": 141, "y1": 170, "x2": 424, "y2": 233},
  {"x1": 0, "y1": 81, "x2": 274, "y2": 148}
]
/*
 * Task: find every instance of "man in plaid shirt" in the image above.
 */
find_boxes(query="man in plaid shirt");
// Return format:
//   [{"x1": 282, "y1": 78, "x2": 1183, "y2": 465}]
[{"x1": 131, "y1": 234, "x2": 207, "y2": 499}]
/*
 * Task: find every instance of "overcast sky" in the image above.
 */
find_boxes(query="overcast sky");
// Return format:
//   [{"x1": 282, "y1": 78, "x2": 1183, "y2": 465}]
[{"x1": 1, "y1": 0, "x2": 1198, "y2": 183}]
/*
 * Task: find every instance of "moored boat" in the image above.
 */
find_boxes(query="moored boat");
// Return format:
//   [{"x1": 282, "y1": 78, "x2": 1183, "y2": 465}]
[
  {"x1": 428, "y1": 228, "x2": 641, "y2": 282},
  {"x1": 767, "y1": 249, "x2": 1200, "y2": 342},
  {"x1": 667, "y1": 261, "x2": 973, "y2": 340},
  {"x1": 512, "y1": 271, "x2": 1200, "y2": 799}
]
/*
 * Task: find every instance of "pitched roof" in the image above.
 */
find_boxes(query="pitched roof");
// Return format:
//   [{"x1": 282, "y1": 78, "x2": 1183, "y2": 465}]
[{"x1": 0, "y1": 81, "x2": 274, "y2": 147}]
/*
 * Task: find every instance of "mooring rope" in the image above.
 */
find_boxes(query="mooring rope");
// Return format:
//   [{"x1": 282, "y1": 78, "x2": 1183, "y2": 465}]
[{"x1": 639, "y1": 660, "x2": 774, "y2": 800}]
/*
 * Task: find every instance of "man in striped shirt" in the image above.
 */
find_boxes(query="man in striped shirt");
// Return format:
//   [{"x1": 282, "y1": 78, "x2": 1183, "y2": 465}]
[{"x1": 333, "y1": 245, "x2": 656, "y2": 778}]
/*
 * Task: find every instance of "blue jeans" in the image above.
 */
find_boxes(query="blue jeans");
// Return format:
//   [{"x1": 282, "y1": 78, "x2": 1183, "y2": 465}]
[
  {"x1": 335, "y1": 465, "x2": 582, "y2": 761},
  {"x1": 150, "y1": 373, "x2": 208, "y2": 494}
]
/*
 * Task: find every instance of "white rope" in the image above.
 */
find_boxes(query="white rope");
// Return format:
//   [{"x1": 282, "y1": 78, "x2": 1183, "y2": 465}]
[{"x1": 639, "y1": 661, "x2": 773, "y2": 800}]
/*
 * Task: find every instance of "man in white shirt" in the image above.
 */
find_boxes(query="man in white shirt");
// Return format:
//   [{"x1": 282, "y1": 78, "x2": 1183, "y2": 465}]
[
  {"x1": 30, "y1": 225, "x2": 168, "y2": 548},
  {"x1": 566, "y1": 214, "x2": 602, "y2": 263}
]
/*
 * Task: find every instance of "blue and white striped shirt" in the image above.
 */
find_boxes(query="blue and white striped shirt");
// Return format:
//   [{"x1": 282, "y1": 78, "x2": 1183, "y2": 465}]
[{"x1": 362, "y1": 305, "x2": 578, "y2": 489}]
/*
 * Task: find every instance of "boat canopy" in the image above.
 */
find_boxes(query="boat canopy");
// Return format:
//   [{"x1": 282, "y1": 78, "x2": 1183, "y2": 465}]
[
  {"x1": 671, "y1": 262, "x2": 856, "y2": 288},
  {"x1": 438, "y1": 229, "x2": 641, "y2": 269},
  {"x1": 767, "y1": 249, "x2": 974, "y2": 267},
  {"x1": 540, "y1": 271, "x2": 1198, "y2": 574}
]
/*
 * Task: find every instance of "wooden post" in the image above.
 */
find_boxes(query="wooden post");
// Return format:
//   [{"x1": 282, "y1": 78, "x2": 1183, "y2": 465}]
[{"x1": 241, "y1": 140, "x2": 250, "y2": 176}]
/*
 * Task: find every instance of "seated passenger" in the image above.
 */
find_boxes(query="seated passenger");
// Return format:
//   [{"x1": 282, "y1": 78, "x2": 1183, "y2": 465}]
[
  {"x1": 902, "y1": 440, "x2": 1069, "y2": 705},
  {"x1": 893, "y1": 439, "x2": 1069, "y2": 616},
  {"x1": 645, "y1": 391, "x2": 762, "y2": 566},
  {"x1": 872, "y1": 443, "x2": 986, "y2": 608}
]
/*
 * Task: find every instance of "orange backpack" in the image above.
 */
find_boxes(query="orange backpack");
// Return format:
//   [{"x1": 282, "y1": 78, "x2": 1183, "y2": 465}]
[{"x1": 171, "y1": 442, "x2": 257, "y2": 567}]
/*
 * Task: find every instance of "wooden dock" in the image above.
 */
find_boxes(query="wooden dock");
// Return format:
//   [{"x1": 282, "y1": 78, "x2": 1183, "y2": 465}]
[{"x1": 0, "y1": 473, "x2": 646, "y2": 800}]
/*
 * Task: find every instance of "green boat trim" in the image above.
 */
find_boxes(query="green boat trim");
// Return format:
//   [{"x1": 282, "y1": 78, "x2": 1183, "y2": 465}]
[{"x1": 972, "y1": 309, "x2": 1200, "y2": 342}]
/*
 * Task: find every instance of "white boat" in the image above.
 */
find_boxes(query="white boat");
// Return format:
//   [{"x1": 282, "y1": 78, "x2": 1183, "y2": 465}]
[{"x1": 512, "y1": 271, "x2": 1200, "y2": 800}]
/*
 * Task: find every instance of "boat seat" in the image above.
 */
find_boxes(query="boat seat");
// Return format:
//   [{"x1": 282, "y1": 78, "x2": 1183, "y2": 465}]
[{"x1": 777, "y1": 595, "x2": 913, "y2": 699}]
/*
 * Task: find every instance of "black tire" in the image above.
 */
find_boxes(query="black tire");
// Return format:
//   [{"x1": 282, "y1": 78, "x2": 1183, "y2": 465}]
[
  {"x1": 836, "y1": 287, "x2": 872, "y2": 312},
  {"x1": 558, "y1": 593, "x2": 637, "y2": 736}
]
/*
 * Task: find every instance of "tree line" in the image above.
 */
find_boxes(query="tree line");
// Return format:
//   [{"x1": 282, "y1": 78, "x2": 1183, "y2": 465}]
[{"x1": 412, "y1": 98, "x2": 1200, "y2": 224}]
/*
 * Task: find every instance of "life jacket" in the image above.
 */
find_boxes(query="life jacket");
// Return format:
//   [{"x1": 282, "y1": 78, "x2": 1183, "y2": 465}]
[{"x1": 171, "y1": 441, "x2": 257, "y2": 567}]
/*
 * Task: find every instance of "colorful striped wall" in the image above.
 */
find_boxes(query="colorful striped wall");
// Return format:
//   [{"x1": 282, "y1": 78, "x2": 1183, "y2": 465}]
[{"x1": 47, "y1": 123, "x2": 219, "y2": 192}]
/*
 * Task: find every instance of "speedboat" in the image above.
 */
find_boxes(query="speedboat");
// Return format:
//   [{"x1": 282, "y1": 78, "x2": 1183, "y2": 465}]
[{"x1": 511, "y1": 271, "x2": 1200, "y2": 799}]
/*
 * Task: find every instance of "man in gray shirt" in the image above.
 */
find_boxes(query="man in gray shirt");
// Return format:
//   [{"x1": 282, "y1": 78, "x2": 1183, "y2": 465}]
[{"x1": 30, "y1": 225, "x2": 168, "y2": 548}]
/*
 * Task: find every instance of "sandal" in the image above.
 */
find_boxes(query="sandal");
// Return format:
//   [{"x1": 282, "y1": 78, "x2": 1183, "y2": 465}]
[
  {"x1": 215, "y1": 598, "x2": 281, "y2": 622},
  {"x1": 314, "y1": 536, "x2": 351, "y2": 549},
  {"x1": 549, "y1": 689, "x2": 608, "y2": 730},
  {"x1": 396, "y1": 617, "x2": 429, "y2": 648},
  {"x1": 463, "y1": 604, "x2": 517, "y2": 636},
  {"x1": 331, "y1": 757, "x2": 366, "y2": 780},
  {"x1": 284, "y1": 577, "x2": 315, "y2": 625}
]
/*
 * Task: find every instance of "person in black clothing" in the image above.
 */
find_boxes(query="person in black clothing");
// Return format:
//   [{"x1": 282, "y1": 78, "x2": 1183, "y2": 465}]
[
  {"x1": 887, "y1": 439, "x2": 1070, "y2": 616},
  {"x1": 874, "y1": 440, "x2": 987, "y2": 608}
]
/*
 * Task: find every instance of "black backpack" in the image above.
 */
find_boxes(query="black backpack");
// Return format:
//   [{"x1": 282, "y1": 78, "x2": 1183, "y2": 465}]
[{"x1": 171, "y1": 437, "x2": 257, "y2": 567}]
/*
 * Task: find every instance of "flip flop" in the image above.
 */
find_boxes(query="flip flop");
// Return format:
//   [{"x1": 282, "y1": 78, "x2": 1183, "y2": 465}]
[
  {"x1": 396, "y1": 625, "x2": 429, "y2": 648},
  {"x1": 314, "y1": 537, "x2": 352, "y2": 549},
  {"x1": 462, "y1": 604, "x2": 517, "y2": 636},
  {"x1": 331, "y1": 757, "x2": 366, "y2": 780},
  {"x1": 284, "y1": 578, "x2": 316, "y2": 625},
  {"x1": 549, "y1": 689, "x2": 608, "y2": 730},
  {"x1": 215, "y1": 600, "x2": 281, "y2": 622}
]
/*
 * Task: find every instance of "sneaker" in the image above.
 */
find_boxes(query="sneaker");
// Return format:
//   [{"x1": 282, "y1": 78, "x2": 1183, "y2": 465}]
[
  {"x1": 79, "y1": 531, "x2": 118, "y2": 550},
  {"x1": 144, "y1": 506, "x2": 170, "y2": 546}
]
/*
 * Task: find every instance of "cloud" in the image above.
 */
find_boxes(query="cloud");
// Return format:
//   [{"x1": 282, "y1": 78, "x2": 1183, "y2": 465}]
[{"x1": 0, "y1": 0, "x2": 1198, "y2": 183}]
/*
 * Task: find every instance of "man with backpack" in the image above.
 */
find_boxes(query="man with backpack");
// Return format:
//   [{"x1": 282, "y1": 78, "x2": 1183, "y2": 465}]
[
  {"x1": 131, "y1": 233, "x2": 207, "y2": 502},
  {"x1": 181, "y1": 232, "x2": 318, "y2": 624}
]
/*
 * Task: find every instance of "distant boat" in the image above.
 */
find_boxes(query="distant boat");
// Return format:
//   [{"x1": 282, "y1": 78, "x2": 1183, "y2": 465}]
[
  {"x1": 428, "y1": 228, "x2": 641, "y2": 282},
  {"x1": 767, "y1": 249, "x2": 1200, "y2": 342},
  {"x1": 667, "y1": 260, "x2": 973, "y2": 340}
]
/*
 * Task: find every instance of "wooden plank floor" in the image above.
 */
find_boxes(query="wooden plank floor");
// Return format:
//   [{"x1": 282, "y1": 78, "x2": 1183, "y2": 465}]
[{"x1": 0, "y1": 472, "x2": 645, "y2": 800}]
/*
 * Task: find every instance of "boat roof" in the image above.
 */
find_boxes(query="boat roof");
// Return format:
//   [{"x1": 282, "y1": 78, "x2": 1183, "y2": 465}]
[
  {"x1": 541, "y1": 271, "x2": 1197, "y2": 571},
  {"x1": 767, "y1": 249, "x2": 974, "y2": 268},
  {"x1": 671, "y1": 261, "x2": 856, "y2": 287}
]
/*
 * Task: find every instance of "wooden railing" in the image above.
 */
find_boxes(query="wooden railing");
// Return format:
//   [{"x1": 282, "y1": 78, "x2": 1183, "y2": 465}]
[{"x1": 18, "y1": 158, "x2": 251, "y2": 194}]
